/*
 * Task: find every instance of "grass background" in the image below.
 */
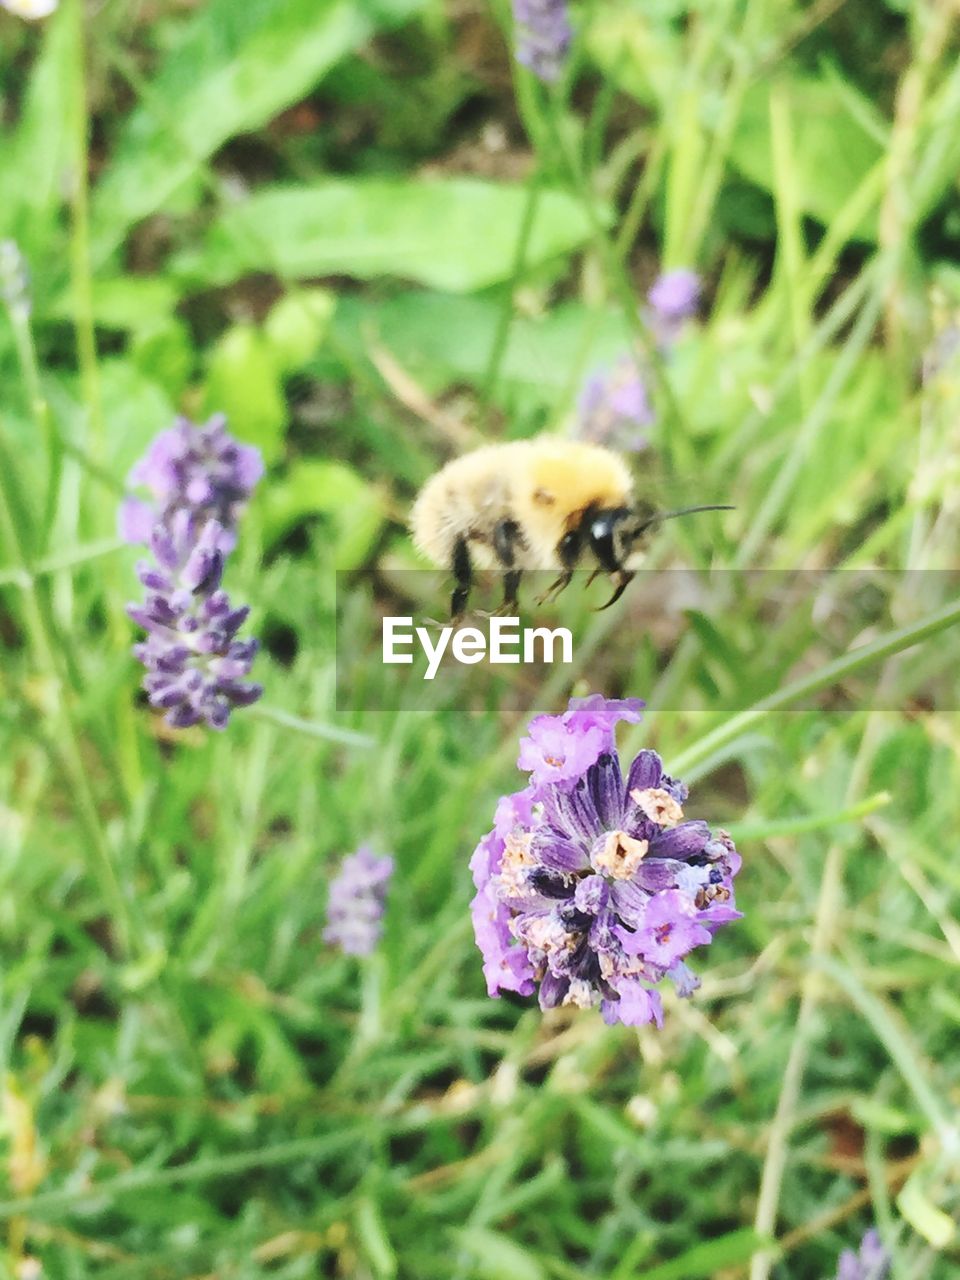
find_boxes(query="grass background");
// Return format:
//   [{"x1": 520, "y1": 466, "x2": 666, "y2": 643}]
[{"x1": 1, "y1": 0, "x2": 960, "y2": 1276}]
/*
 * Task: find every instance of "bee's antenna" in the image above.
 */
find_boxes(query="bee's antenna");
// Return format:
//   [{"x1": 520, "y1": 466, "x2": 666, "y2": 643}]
[{"x1": 640, "y1": 503, "x2": 735, "y2": 531}]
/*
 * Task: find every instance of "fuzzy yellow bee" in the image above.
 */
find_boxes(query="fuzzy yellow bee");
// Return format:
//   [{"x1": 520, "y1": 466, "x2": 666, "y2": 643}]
[{"x1": 411, "y1": 436, "x2": 731, "y2": 618}]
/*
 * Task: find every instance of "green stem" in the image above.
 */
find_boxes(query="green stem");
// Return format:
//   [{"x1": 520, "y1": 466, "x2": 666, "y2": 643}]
[
  {"x1": 0, "y1": 418, "x2": 133, "y2": 955},
  {"x1": 482, "y1": 171, "x2": 543, "y2": 412},
  {"x1": 0, "y1": 1130, "x2": 364, "y2": 1221},
  {"x1": 67, "y1": 0, "x2": 142, "y2": 801},
  {"x1": 4, "y1": 299, "x2": 61, "y2": 542},
  {"x1": 669, "y1": 593, "x2": 960, "y2": 779},
  {"x1": 250, "y1": 703, "x2": 374, "y2": 747},
  {"x1": 0, "y1": 536, "x2": 125, "y2": 587},
  {"x1": 726, "y1": 791, "x2": 891, "y2": 842}
]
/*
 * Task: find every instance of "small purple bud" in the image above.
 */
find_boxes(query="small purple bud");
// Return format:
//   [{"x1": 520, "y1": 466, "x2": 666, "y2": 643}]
[{"x1": 324, "y1": 846, "x2": 394, "y2": 956}]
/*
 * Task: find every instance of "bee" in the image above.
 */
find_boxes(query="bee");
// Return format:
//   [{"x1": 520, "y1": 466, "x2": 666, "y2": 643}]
[{"x1": 411, "y1": 437, "x2": 732, "y2": 618}]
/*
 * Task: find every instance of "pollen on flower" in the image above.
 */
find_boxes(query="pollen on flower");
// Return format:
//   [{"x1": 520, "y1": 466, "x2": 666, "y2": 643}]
[
  {"x1": 563, "y1": 979, "x2": 595, "y2": 1009},
  {"x1": 592, "y1": 830, "x2": 649, "y2": 879},
  {"x1": 498, "y1": 831, "x2": 536, "y2": 895},
  {"x1": 631, "y1": 787, "x2": 684, "y2": 828}
]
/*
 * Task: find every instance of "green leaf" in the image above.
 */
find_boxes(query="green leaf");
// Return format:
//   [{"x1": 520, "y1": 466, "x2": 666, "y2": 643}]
[
  {"x1": 583, "y1": 3, "x2": 683, "y2": 109},
  {"x1": 729, "y1": 75, "x2": 884, "y2": 242},
  {"x1": 90, "y1": 0, "x2": 429, "y2": 258},
  {"x1": 259, "y1": 459, "x2": 384, "y2": 566},
  {"x1": 330, "y1": 290, "x2": 632, "y2": 412},
  {"x1": 0, "y1": 1, "x2": 79, "y2": 261},
  {"x1": 264, "y1": 288, "x2": 337, "y2": 373},
  {"x1": 634, "y1": 1229, "x2": 770, "y2": 1279},
  {"x1": 453, "y1": 1228, "x2": 547, "y2": 1280},
  {"x1": 46, "y1": 275, "x2": 183, "y2": 332},
  {"x1": 202, "y1": 324, "x2": 287, "y2": 464},
  {"x1": 173, "y1": 179, "x2": 599, "y2": 293}
]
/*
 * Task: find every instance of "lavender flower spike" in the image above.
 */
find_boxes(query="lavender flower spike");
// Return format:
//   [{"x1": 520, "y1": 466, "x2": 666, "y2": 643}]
[
  {"x1": 647, "y1": 269, "x2": 701, "y2": 346},
  {"x1": 835, "y1": 1230, "x2": 891, "y2": 1280},
  {"x1": 578, "y1": 356, "x2": 653, "y2": 453},
  {"x1": 120, "y1": 414, "x2": 263, "y2": 551},
  {"x1": 324, "y1": 846, "x2": 395, "y2": 956},
  {"x1": 513, "y1": 0, "x2": 572, "y2": 83},
  {"x1": 128, "y1": 511, "x2": 262, "y2": 730},
  {"x1": 471, "y1": 695, "x2": 742, "y2": 1027}
]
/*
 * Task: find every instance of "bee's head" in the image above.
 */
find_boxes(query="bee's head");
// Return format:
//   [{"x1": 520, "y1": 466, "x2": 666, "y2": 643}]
[
  {"x1": 584, "y1": 505, "x2": 656, "y2": 571},
  {"x1": 584, "y1": 501, "x2": 733, "y2": 571}
]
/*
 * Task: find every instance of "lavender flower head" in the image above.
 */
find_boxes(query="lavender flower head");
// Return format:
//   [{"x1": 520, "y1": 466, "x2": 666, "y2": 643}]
[
  {"x1": 835, "y1": 1230, "x2": 891, "y2": 1280},
  {"x1": 578, "y1": 356, "x2": 653, "y2": 453},
  {"x1": 120, "y1": 414, "x2": 263, "y2": 552},
  {"x1": 470, "y1": 695, "x2": 742, "y2": 1027},
  {"x1": 324, "y1": 846, "x2": 394, "y2": 956},
  {"x1": 512, "y1": 0, "x2": 572, "y2": 83},
  {"x1": 647, "y1": 269, "x2": 701, "y2": 346},
  {"x1": 128, "y1": 511, "x2": 262, "y2": 730}
]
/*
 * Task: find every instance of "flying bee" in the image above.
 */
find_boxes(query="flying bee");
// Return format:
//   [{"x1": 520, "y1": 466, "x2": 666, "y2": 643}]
[{"x1": 410, "y1": 436, "x2": 732, "y2": 619}]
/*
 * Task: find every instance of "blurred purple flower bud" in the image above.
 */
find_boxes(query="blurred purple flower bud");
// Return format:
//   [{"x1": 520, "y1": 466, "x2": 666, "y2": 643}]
[
  {"x1": 512, "y1": 0, "x2": 572, "y2": 83},
  {"x1": 324, "y1": 846, "x2": 395, "y2": 956},
  {"x1": 578, "y1": 357, "x2": 653, "y2": 453},
  {"x1": 646, "y1": 269, "x2": 701, "y2": 347},
  {"x1": 835, "y1": 1230, "x2": 891, "y2": 1280},
  {"x1": 120, "y1": 414, "x2": 263, "y2": 552}
]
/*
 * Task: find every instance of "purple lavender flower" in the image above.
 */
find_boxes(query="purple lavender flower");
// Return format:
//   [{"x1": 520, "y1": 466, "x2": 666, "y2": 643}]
[
  {"x1": 647, "y1": 269, "x2": 701, "y2": 346},
  {"x1": 324, "y1": 846, "x2": 394, "y2": 956},
  {"x1": 512, "y1": 0, "x2": 572, "y2": 83},
  {"x1": 470, "y1": 696, "x2": 742, "y2": 1025},
  {"x1": 518, "y1": 695, "x2": 644, "y2": 791},
  {"x1": 578, "y1": 357, "x2": 653, "y2": 453},
  {"x1": 120, "y1": 414, "x2": 263, "y2": 552},
  {"x1": 835, "y1": 1230, "x2": 891, "y2": 1280},
  {"x1": 128, "y1": 511, "x2": 262, "y2": 730}
]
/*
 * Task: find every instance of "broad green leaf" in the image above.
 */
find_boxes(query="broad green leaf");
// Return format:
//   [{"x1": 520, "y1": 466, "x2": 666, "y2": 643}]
[
  {"x1": 729, "y1": 76, "x2": 885, "y2": 241},
  {"x1": 0, "y1": 1, "x2": 79, "y2": 263},
  {"x1": 584, "y1": 3, "x2": 683, "y2": 108},
  {"x1": 202, "y1": 324, "x2": 287, "y2": 464},
  {"x1": 264, "y1": 288, "x2": 337, "y2": 373},
  {"x1": 259, "y1": 459, "x2": 384, "y2": 565},
  {"x1": 172, "y1": 179, "x2": 600, "y2": 293},
  {"x1": 330, "y1": 290, "x2": 633, "y2": 410},
  {"x1": 90, "y1": 0, "x2": 428, "y2": 258},
  {"x1": 47, "y1": 275, "x2": 183, "y2": 331}
]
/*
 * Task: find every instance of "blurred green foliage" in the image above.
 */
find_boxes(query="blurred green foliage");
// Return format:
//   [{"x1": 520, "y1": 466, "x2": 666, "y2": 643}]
[{"x1": 0, "y1": 0, "x2": 959, "y2": 1277}]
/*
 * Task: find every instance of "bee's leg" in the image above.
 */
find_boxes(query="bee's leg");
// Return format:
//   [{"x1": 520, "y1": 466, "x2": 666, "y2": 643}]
[
  {"x1": 500, "y1": 569, "x2": 522, "y2": 614},
  {"x1": 535, "y1": 572, "x2": 572, "y2": 606},
  {"x1": 596, "y1": 570, "x2": 634, "y2": 611},
  {"x1": 450, "y1": 535, "x2": 473, "y2": 622},
  {"x1": 492, "y1": 519, "x2": 524, "y2": 614}
]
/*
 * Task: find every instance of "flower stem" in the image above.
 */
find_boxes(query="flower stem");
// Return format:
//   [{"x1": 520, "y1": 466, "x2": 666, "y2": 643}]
[
  {"x1": 67, "y1": 0, "x2": 143, "y2": 802},
  {"x1": 668, "y1": 593, "x2": 960, "y2": 780},
  {"x1": 0, "y1": 417, "x2": 133, "y2": 956}
]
